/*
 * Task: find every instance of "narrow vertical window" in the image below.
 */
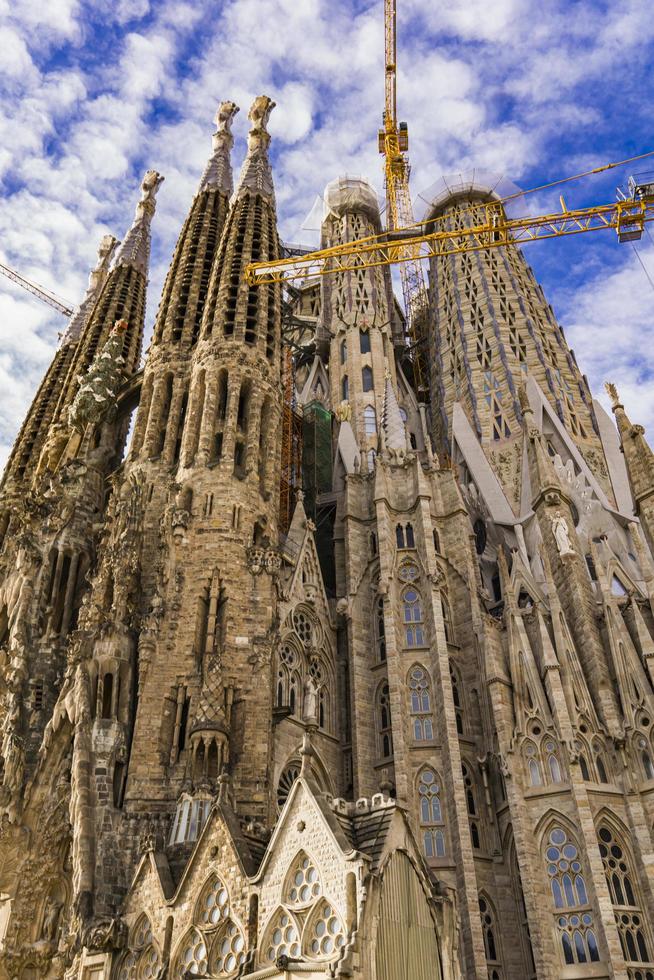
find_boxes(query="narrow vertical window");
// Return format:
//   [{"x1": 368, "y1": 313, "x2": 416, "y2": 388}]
[
  {"x1": 378, "y1": 682, "x2": 393, "y2": 759},
  {"x1": 359, "y1": 329, "x2": 371, "y2": 354},
  {"x1": 362, "y1": 366, "x2": 373, "y2": 392},
  {"x1": 409, "y1": 666, "x2": 433, "y2": 740},
  {"x1": 418, "y1": 769, "x2": 445, "y2": 857}
]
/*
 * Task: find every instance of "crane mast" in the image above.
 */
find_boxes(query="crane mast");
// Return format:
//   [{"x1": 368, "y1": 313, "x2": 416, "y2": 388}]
[{"x1": 378, "y1": 0, "x2": 429, "y2": 396}]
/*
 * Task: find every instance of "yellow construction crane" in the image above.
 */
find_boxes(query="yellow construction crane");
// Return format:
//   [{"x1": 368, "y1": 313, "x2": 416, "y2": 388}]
[
  {"x1": 245, "y1": 186, "x2": 654, "y2": 285},
  {"x1": 378, "y1": 0, "x2": 429, "y2": 395}
]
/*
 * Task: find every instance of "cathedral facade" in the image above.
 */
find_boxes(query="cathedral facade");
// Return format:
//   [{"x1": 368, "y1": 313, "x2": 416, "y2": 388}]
[{"x1": 0, "y1": 96, "x2": 653, "y2": 980}]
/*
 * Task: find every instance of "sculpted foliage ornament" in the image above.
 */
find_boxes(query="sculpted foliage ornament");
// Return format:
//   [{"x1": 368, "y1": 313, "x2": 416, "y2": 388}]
[{"x1": 68, "y1": 319, "x2": 128, "y2": 433}]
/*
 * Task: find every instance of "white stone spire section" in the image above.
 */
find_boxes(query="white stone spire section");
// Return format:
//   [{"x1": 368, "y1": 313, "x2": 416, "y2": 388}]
[
  {"x1": 113, "y1": 169, "x2": 164, "y2": 275},
  {"x1": 198, "y1": 100, "x2": 239, "y2": 194},
  {"x1": 233, "y1": 95, "x2": 276, "y2": 203},
  {"x1": 59, "y1": 234, "x2": 119, "y2": 347},
  {"x1": 381, "y1": 369, "x2": 406, "y2": 453}
]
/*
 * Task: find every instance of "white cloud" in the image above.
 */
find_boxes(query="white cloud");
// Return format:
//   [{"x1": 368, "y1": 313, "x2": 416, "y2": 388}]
[{"x1": 0, "y1": 0, "x2": 653, "y2": 472}]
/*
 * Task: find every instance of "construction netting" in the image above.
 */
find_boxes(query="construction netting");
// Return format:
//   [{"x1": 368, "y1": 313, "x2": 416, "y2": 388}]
[{"x1": 301, "y1": 400, "x2": 333, "y2": 518}]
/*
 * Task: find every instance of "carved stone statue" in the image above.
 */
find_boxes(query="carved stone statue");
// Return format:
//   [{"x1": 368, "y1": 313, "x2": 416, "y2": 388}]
[
  {"x1": 551, "y1": 511, "x2": 574, "y2": 556},
  {"x1": 42, "y1": 899, "x2": 63, "y2": 942},
  {"x1": 215, "y1": 100, "x2": 239, "y2": 135},
  {"x1": 335, "y1": 400, "x2": 351, "y2": 423},
  {"x1": 248, "y1": 94, "x2": 276, "y2": 135},
  {"x1": 303, "y1": 677, "x2": 319, "y2": 725}
]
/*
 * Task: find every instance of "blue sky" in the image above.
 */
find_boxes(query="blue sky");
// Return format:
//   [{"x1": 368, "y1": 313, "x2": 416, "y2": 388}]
[{"x1": 0, "y1": 0, "x2": 653, "y2": 470}]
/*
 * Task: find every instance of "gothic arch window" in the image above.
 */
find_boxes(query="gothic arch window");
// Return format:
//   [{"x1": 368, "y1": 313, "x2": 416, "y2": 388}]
[
  {"x1": 210, "y1": 920, "x2": 246, "y2": 976},
  {"x1": 374, "y1": 595, "x2": 386, "y2": 662},
  {"x1": 342, "y1": 376, "x2": 349, "y2": 401},
  {"x1": 408, "y1": 665, "x2": 433, "y2": 740},
  {"x1": 418, "y1": 768, "x2": 445, "y2": 858},
  {"x1": 636, "y1": 734, "x2": 654, "y2": 780},
  {"x1": 450, "y1": 659, "x2": 464, "y2": 735},
  {"x1": 462, "y1": 762, "x2": 481, "y2": 850},
  {"x1": 261, "y1": 908, "x2": 301, "y2": 966},
  {"x1": 303, "y1": 900, "x2": 346, "y2": 960},
  {"x1": 369, "y1": 530, "x2": 378, "y2": 555},
  {"x1": 340, "y1": 339, "x2": 347, "y2": 364},
  {"x1": 524, "y1": 740, "x2": 543, "y2": 786},
  {"x1": 364, "y1": 405, "x2": 376, "y2": 436},
  {"x1": 544, "y1": 739, "x2": 564, "y2": 784},
  {"x1": 283, "y1": 851, "x2": 322, "y2": 907},
  {"x1": 396, "y1": 523, "x2": 405, "y2": 548},
  {"x1": 197, "y1": 874, "x2": 231, "y2": 929},
  {"x1": 594, "y1": 743, "x2": 610, "y2": 784},
  {"x1": 172, "y1": 928, "x2": 208, "y2": 978},
  {"x1": 359, "y1": 329, "x2": 371, "y2": 354},
  {"x1": 276, "y1": 641, "x2": 300, "y2": 714},
  {"x1": 405, "y1": 522, "x2": 415, "y2": 548},
  {"x1": 598, "y1": 823, "x2": 653, "y2": 966},
  {"x1": 543, "y1": 825, "x2": 599, "y2": 965},
  {"x1": 402, "y1": 587, "x2": 425, "y2": 647},
  {"x1": 479, "y1": 894, "x2": 503, "y2": 978},
  {"x1": 362, "y1": 366, "x2": 373, "y2": 392},
  {"x1": 377, "y1": 682, "x2": 393, "y2": 759}
]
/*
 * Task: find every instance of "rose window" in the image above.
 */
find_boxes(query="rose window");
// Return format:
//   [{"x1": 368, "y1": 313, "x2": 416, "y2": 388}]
[
  {"x1": 285, "y1": 853, "x2": 321, "y2": 906},
  {"x1": 398, "y1": 562, "x2": 419, "y2": 583},
  {"x1": 306, "y1": 901, "x2": 346, "y2": 959},
  {"x1": 211, "y1": 921, "x2": 246, "y2": 976},
  {"x1": 200, "y1": 875, "x2": 230, "y2": 928},
  {"x1": 264, "y1": 910, "x2": 300, "y2": 963},
  {"x1": 175, "y1": 930, "x2": 208, "y2": 977}
]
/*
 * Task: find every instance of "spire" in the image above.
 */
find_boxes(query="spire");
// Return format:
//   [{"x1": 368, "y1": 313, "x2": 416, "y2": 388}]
[
  {"x1": 198, "y1": 100, "x2": 239, "y2": 194},
  {"x1": 60, "y1": 234, "x2": 119, "y2": 347},
  {"x1": 201, "y1": 96, "x2": 280, "y2": 347},
  {"x1": 381, "y1": 370, "x2": 406, "y2": 456},
  {"x1": 56, "y1": 170, "x2": 163, "y2": 416},
  {"x1": 147, "y1": 104, "x2": 238, "y2": 351},
  {"x1": 606, "y1": 381, "x2": 654, "y2": 509},
  {"x1": 112, "y1": 169, "x2": 164, "y2": 274},
  {"x1": 233, "y1": 95, "x2": 276, "y2": 202}
]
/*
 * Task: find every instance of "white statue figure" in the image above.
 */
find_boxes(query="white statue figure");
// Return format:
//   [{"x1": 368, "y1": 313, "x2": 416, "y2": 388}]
[
  {"x1": 215, "y1": 100, "x2": 239, "y2": 135},
  {"x1": 140, "y1": 169, "x2": 164, "y2": 206},
  {"x1": 248, "y1": 95, "x2": 276, "y2": 135},
  {"x1": 303, "y1": 676, "x2": 318, "y2": 724},
  {"x1": 552, "y1": 511, "x2": 574, "y2": 556}
]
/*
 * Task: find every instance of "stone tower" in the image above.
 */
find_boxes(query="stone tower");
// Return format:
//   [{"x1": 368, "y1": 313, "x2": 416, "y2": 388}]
[{"x1": 1, "y1": 118, "x2": 654, "y2": 980}]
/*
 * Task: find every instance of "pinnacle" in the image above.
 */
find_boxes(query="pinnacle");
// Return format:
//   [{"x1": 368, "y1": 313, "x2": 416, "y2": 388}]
[
  {"x1": 59, "y1": 234, "x2": 119, "y2": 347},
  {"x1": 113, "y1": 169, "x2": 164, "y2": 275},
  {"x1": 381, "y1": 370, "x2": 406, "y2": 453},
  {"x1": 233, "y1": 95, "x2": 276, "y2": 203},
  {"x1": 198, "y1": 100, "x2": 239, "y2": 195}
]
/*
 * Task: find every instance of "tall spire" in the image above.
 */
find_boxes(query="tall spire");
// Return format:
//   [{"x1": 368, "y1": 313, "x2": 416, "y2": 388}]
[
  {"x1": 56, "y1": 169, "x2": 163, "y2": 416},
  {"x1": 605, "y1": 382, "x2": 654, "y2": 510},
  {"x1": 1, "y1": 233, "x2": 119, "y2": 490},
  {"x1": 59, "y1": 234, "x2": 119, "y2": 347},
  {"x1": 112, "y1": 169, "x2": 164, "y2": 275},
  {"x1": 233, "y1": 95, "x2": 276, "y2": 202},
  {"x1": 144, "y1": 103, "x2": 238, "y2": 354},
  {"x1": 198, "y1": 100, "x2": 239, "y2": 194}
]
